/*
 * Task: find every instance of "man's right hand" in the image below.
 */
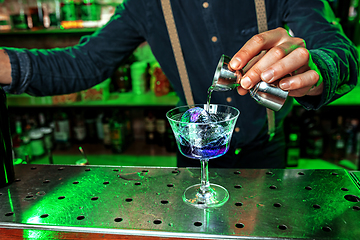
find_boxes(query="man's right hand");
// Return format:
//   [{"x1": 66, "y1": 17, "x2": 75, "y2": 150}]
[{"x1": 229, "y1": 28, "x2": 322, "y2": 98}]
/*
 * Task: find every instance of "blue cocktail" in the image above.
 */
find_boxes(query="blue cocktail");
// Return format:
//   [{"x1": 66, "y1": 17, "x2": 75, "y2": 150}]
[{"x1": 166, "y1": 104, "x2": 240, "y2": 208}]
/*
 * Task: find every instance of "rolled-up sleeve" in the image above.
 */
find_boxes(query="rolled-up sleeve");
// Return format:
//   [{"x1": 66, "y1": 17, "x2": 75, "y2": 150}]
[
  {"x1": 283, "y1": 0, "x2": 359, "y2": 110},
  {"x1": 2, "y1": 1, "x2": 146, "y2": 96},
  {"x1": 1, "y1": 49, "x2": 31, "y2": 94}
]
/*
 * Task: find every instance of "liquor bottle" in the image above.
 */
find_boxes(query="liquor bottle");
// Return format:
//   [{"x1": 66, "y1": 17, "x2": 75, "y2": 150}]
[
  {"x1": 111, "y1": 64, "x2": 132, "y2": 93},
  {"x1": 80, "y1": 0, "x2": 100, "y2": 27},
  {"x1": 29, "y1": 128, "x2": 46, "y2": 159},
  {"x1": 131, "y1": 61, "x2": 148, "y2": 95},
  {"x1": 345, "y1": 118, "x2": 360, "y2": 166},
  {"x1": 123, "y1": 110, "x2": 133, "y2": 149},
  {"x1": 60, "y1": 0, "x2": 77, "y2": 22},
  {"x1": 11, "y1": 116, "x2": 32, "y2": 162},
  {"x1": 38, "y1": 112, "x2": 46, "y2": 127},
  {"x1": 84, "y1": 110, "x2": 98, "y2": 143},
  {"x1": 12, "y1": 117, "x2": 25, "y2": 161},
  {"x1": 34, "y1": 112, "x2": 54, "y2": 151},
  {"x1": 164, "y1": 120, "x2": 177, "y2": 152},
  {"x1": 42, "y1": 0, "x2": 61, "y2": 28},
  {"x1": 155, "y1": 110, "x2": 166, "y2": 146},
  {"x1": 332, "y1": 115, "x2": 346, "y2": 162},
  {"x1": 0, "y1": 2, "x2": 11, "y2": 30},
  {"x1": 53, "y1": 111, "x2": 71, "y2": 150},
  {"x1": 9, "y1": 0, "x2": 29, "y2": 30},
  {"x1": 28, "y1": 0, "x2": 45, "y2": 30},
  {"x1": 287, "y1": 132, "x2": 300, "y2": 167},
  {"x1": 73, "y1": 112, "x2": 86, "y2": 143},
  {"x1": 40, "y1": 126, "x2": 54, "y2": 151},
  {"x1": 145, "y1": 63, "x2": 151, "y2": 92},
  {"x1": 0, "y1": 86, "x2": 15, "y2": 187},
  {"x1": 144, "y1": 110, "x2": 156, "y2": 144},
  {"x1": 305, "y1": 114, "x2": 324, "y2": 159},
  {"x1": 22, "y1": 121, "x2": 33, "y2": 162},
  {"x1": 102, "y1": 110, "x2": 111, "y2": 148},
  {"x1": 284, "y1": 109, "x2": 301, "y2": 167},
  {"x1": 96, "y1": 112, "x2": 104, "y2": 142},
  {"x1": 151, "y1": 64, "x2": 171, "y2": 97},
  {"x1": 110, "y1": 110, "x2": 125, "y2": 153}
]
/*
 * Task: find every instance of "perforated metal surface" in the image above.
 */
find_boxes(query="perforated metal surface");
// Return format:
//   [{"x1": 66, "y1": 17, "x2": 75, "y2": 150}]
[{"x1": 0, "y1": 164, "x2": 360, "y2": 239}]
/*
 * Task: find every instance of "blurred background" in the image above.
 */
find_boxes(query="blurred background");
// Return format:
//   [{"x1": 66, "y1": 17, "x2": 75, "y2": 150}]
[{"x1": 0, "y1": 0, "x2": 360, "y2": 170}]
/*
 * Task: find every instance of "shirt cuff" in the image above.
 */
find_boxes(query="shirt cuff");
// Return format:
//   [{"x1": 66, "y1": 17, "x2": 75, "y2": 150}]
[
  {"x1": 1, "y1": 48, "x2": 31, "y2": 95},
  {"x1": 294, "y1": 49, "x2": 338, "y2": 110}
]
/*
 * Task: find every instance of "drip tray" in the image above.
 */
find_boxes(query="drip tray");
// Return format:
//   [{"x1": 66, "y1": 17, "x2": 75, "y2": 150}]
[{"x1": 0, "y1": 164, "x2": 360, "y2": 239}]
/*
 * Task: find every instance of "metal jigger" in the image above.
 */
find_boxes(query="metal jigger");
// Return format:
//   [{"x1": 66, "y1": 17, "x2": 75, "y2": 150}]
[{"x1": 212, "y1": 55, "x2": 289, "y2": 111}]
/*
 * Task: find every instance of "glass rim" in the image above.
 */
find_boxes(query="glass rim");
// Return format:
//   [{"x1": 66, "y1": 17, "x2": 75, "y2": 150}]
[{"x1": 166, "y1": 104, "x2": 240, "y2": 125}]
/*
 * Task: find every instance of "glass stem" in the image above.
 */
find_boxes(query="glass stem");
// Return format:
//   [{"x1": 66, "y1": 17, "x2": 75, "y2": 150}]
[{"x1": 200, "y1": 159, "x2": 210, "y2": 194}]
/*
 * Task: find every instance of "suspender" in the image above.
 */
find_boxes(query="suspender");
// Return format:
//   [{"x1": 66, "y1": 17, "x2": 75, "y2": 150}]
[
  {"x1": 254, "y1": 0, "x2": 275, "y2": 140},
  {"x1": 160, "y1": 0, "x2": 194, "y2": 106},
  {"x1": 254, "y1": 0, "x2": 268, "y2": 33},
  {"x1": 160, "y1": 0, "x2": 275, "y2": 140}
]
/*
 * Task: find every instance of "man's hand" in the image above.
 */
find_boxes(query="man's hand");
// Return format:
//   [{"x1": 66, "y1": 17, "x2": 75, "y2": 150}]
[
  {"x1": 0, "y1": 49, "x2": 12, "y2": 85},
  {"x1": 229, "y1": 27, "x2": 323, "y2": 97}
]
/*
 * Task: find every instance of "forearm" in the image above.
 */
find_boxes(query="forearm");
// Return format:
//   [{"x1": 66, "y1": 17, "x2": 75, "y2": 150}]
[
  {"x1": 1, "y1": 36, "x2": 138, "y2": 96},
  {"x1": 284, "y1": 0, "x2": 359, "y2": 110},
  {"x1": 295, "y1": 46, "x2": 359, "y2": 110},
  {"x1": 0, "y1": 49, "x2": 12, "y2": 85}
]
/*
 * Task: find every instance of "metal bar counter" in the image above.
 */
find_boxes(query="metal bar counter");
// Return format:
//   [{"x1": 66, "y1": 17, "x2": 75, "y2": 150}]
[{"x1": 0, "y1": 164, "x2": 360, "y2": 239}]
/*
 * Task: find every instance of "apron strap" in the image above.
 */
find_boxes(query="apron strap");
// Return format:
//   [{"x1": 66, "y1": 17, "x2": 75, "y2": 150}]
[
  {"x1": 160, "y1": 0, "x2": 194, "y2": 106},
  {"x1": 255, "y1": 0, "x2": 276, "y2": 141}
]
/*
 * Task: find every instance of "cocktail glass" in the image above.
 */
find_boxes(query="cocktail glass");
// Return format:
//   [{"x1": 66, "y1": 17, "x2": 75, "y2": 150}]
[{"x1": 166, "y1": 104, "x2": 240, "y2": 208}]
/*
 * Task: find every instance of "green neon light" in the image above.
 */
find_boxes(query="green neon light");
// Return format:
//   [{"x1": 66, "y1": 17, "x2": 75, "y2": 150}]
[
  {"x1": 7, "y1": 189, "x2": 14, "y2": 212},
  {"x1": 235, "y1": 148, "x2": 241, "y2": 155},
  {"x1": 3, "y1": 165, "x2": 8, "y2": 184},
  {"x1": 289, "y1": 133, "x2": 298, "y2": 142},
  {"x1": 3, "y1": 139, "x2": 8, "y2": 184},
  {"x1": 20, "y1": 170, "x2": 116, "y2": 227},
  {"x1": 23, "y1": 229, "x2": 56, "y2": 239}
]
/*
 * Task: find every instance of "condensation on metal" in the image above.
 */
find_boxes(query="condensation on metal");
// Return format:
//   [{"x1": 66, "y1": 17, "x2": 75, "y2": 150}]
[{"x1": 0, "y1": 165, "x2": 359, "y2": 239}]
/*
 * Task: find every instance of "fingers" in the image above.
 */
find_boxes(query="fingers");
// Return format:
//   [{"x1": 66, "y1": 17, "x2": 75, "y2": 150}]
[
  {"x1": 279, "y1": 70, "x2": 320, "y2": 97},
  {"x1": 237, "y1": 87, "x2": 248, "y2": 96},
  {"x1": 236, "y1": 50, "x2": 266, "y2": 95},
  {"x1": 240, "y1": 44, "x2": 309, "y2": 90},
  {"x1": 260, "y1": 47, "x2": 310, "y2": 83},
  {"x1": 242, "y1": 50, "x2": 266, "y2": 73},
  {"x1": 291, "y1": 65, "x2": 308, "y2": 76},
  {"x1": 230, "y1": 27, "x2": 307, "y2": 89},
  {"x1": 230, "y1": 28, "x2": 298, "y2": 70},
  {"x1": 237, "y1": 70, "x2": 320, "y2": 97},
  {"x1": 238, "y1": 60, "x2": 321, "y2": 97},
  {"x1": 231, "y1": 27, "x2": 320, "y2": 98}
]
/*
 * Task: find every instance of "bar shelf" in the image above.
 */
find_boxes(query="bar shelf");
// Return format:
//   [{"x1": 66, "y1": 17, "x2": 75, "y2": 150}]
[{"x1": 7, "y1": 91, "x2": 179, "y2": 107}]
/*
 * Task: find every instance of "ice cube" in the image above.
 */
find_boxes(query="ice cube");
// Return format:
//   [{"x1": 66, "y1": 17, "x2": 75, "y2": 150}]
[
  {"x1": 181, "y1": 122, "x2": 226, "y2": 148},
  {"x1": 181, "y1": 107, "x2": 210, "y2": 123},
  {"x1": 178, "y1": 107, "x2": 228, "y2": 149},
  {"x1": 209, "y1": 113, "x2": 220, "y2": 122}
]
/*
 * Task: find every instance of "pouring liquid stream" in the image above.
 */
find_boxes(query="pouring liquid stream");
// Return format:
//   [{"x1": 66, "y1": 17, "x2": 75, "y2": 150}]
[{"x1": 205, "y1": 85, "x2": 215, "y2": 112}]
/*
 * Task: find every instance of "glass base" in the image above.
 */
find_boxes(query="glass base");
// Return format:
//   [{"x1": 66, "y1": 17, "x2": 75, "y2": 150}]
[{"x1": 182, "y1": 183, "x2": 229, "y2": 209}]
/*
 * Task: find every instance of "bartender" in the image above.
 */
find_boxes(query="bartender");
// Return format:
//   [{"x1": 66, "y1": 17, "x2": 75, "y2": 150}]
[{"x1": 0, "y1": 0, "x2": 358, "y2": 168}]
